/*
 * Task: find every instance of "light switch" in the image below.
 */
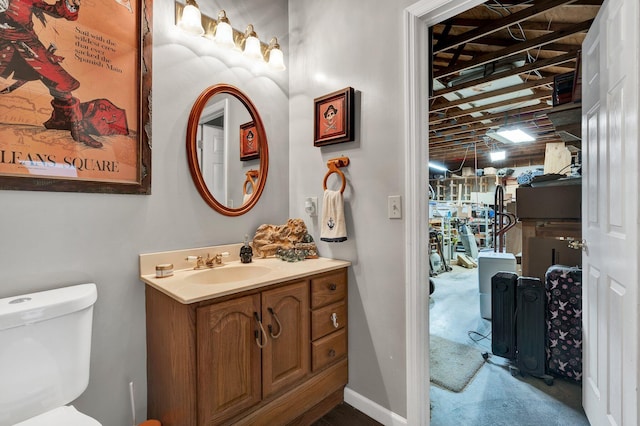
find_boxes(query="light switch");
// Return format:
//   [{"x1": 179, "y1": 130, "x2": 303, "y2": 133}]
[{"x1": 388, "y1": 195, "x2": 402, "y2": 219}]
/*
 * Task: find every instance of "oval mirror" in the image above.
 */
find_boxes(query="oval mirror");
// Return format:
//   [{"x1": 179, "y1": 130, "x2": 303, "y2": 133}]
[{"x1": 186, "y1": 84, "x2": 269, "y2": 216}]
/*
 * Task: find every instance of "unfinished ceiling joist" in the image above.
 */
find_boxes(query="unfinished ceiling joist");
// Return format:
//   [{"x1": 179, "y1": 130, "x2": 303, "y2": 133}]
[
  {"x1": 434, "y1": 19, "x2": 592, "y2": 79},
  {"x1": 431, "y1": 51, "x2": 577, "y2": 99},
  {"x1": 429, "y1": 0, "x2": 602, "y2": 169},
  {"x1": 430, "y1": 76, "x2": 555, "y2": 113},
  {"x1": 433, "y1": 0, "x2": 579, "y2": 54}
]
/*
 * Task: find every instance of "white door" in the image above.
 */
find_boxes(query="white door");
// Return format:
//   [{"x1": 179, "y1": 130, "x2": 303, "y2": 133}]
[
  {"x1": 200, "y1": 125, "x2": 226, "y2": 203},
  {"x1": 581, "y1": 0, "x2": 639, "y2": 424}
]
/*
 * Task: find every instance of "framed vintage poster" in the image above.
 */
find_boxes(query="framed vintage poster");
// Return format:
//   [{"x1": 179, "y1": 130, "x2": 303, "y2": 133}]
[
  {"x1": 313, "y1": 87, "x2": 354, "y2": 147},
  {"x1": 239, "y1": 121, "x2": 259, "y2": 161},
  {"x1": 0, "y1": 0, "x2": 152, "y2": 194}
]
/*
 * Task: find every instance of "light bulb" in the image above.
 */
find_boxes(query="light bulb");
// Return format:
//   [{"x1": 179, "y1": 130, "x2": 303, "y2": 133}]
[
  {"x1": 267, "y1": 38, "x2": 285, "y2": 71},
  {"x1": 244, "y1": 36, "x2": 262, "y2": 60},
  {"x1": 490, "y1": 150, "x2": 506, "y2": 161},
  {"x1": 213, "y1": 10, "x2": 235, "y2": 49},
  {"x1": 177, "y1": 1, "x2": 204, "y2": 36},
  {"x1": 243, "y1": 25, "x2": 264, "y2": 61}
]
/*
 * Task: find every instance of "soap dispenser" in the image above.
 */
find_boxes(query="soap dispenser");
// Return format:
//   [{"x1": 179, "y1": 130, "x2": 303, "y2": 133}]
[{"x1": 240, "y1": 234, "x2": 253, "y2": 263}]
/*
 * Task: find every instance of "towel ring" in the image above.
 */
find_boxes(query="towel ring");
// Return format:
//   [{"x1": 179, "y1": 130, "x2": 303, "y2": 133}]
[
  {"x1": 243, "y1": 170, "x2": 259, "y2": 196},
  {"x1": 323, "y1": 157, "x2": 349, "y2": 194},
  {"x1": 243, "y1": 179, "x2": 256, "y2": 196},
  {"x1": 323, "y1": 168, "x2": 346, "y2": 194}
]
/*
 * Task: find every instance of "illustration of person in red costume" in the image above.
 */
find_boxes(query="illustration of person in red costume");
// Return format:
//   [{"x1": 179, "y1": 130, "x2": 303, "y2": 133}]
[{"x1": 0, "y1": 0, "x2": 125, "y2": 148}]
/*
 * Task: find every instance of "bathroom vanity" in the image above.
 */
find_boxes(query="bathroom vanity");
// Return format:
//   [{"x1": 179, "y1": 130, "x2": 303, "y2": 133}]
[{"x1": 140, "y1": 245, "x2": 350, "y2": 426}]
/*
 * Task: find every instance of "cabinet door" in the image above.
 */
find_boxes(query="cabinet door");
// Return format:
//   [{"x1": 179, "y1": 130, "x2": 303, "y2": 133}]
[
  {"x1": 197, "y1": 294, "x2": 261, "y2": 425},
  {"x1": 261, "y1": 281, "x2": 310, "y2": 398}
]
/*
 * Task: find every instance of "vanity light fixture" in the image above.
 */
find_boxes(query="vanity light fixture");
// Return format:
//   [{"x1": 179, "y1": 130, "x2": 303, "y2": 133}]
[
  {"x1": 212, "y1": 10, "x2": 235, "y2": 49},
  {"x1": 177, "y1": 0, "x2": 205, "y2": 37},
  {"x1": 174, "y1": 2, "x2": 286, "y2": 71}
]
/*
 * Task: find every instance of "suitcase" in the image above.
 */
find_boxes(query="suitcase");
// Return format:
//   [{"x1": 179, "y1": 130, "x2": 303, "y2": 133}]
[
  {"x1": 516, "y1": 277, "x2": 547, "y2": 378},
  {"x1": 478, "y1": 251, "x2": 516, "y2": 319},
  {"x1": 491, "y1": 272, "x2": 518, "y2": 360},
  {"x1": 545, "y1": 265, "x2": 582, "y2": 382}
]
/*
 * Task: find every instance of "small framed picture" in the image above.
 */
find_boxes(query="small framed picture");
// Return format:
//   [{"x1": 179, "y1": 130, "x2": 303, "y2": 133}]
[
  {"x1": 314, "y1": 87, "x2": 355, "y2": 147},
  {"x1": 240, "y1": 121, "x2": 260, "y2": 161}
]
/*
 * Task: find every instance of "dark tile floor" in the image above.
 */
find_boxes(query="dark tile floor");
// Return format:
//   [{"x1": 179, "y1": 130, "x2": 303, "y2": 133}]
[{"x1": 312, "y1": 403, "x2": 382, "y2": 426}]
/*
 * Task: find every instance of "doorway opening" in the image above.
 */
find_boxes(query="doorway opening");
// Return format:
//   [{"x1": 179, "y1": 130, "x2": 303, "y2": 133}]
[{"x1": 404, "y1": 0, "x2": 603, "y2": 424}]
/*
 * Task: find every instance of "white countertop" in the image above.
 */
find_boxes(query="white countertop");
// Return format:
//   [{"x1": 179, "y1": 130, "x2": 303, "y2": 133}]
[{"x1": 140, "y1": 256, "x2": 351, "y2": 304}]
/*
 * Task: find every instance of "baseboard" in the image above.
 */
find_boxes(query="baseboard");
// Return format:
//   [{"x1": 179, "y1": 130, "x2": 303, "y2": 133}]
[{"x1": 343, "y1": 387, "x2": 408, "y2": 426}]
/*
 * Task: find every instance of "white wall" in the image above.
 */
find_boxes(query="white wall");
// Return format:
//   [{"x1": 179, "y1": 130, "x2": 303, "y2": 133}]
[
  {"x1": 289, "y1": 0, "x2": 415, "y2": 418},
  {"x1": 0, "y1": 0, "x2": 289, "y2": 424}
]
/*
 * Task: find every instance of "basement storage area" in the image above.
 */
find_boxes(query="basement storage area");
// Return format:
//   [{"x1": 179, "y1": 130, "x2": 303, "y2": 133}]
[{"x1": 426, "y1": 1, "x2": 600, "y2": 424}]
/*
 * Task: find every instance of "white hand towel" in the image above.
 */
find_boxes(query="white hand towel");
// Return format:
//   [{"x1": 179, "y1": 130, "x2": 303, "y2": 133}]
[{"x1": 320, "y1": 189, "x2": 347, "y2": 242}]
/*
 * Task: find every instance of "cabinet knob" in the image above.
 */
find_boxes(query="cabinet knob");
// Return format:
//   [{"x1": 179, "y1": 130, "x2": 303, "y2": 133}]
[
  {"x1": 329, "y1": 283, "x2": 337, "y2": 291},
  {"x1": 328, "y1": 349, "x2": 336, "y2": 357}
]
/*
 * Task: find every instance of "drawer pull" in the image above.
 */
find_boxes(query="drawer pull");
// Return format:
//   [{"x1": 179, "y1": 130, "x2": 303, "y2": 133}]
[
  {"x1": 328, "y1": 349, "x2": 336, "y2": 357},
  {"x1": 330, "y1": 312, "x2": 339, "y2": 328},
  {"x1": 253, "y1": 312, "x2": 268, "y2": 348},
  {"x1": 329, "y1": 283, "x2": 337, "y2": 291},
  {"x1": 267, "y1": 307, "x2": 282, "y2": 339}
]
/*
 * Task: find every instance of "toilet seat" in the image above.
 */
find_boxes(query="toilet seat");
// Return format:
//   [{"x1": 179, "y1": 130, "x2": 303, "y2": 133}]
[{"x1": 13, "y1": 405, "x2": 101, "y2": 426}]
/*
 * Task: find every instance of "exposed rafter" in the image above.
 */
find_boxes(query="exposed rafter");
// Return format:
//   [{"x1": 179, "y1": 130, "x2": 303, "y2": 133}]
[
  {"x1": 431, "y1": 51, "x2": 577, "y2": 99},
  {"x1": 430, "y1": 103, "x2": 551, "y2": 132},
  {"x1": 435, "y1": 19, "x2": 591, "y2": 79},
  {"x1": 433, "y1": 0, "x2": 578, "y2": 54},
  {"x1": 429, "y1": 0, "x2": 602, "y2": 169},
  {"x1": 430, "y1": 76, "x2": 555, "y2": 112}
]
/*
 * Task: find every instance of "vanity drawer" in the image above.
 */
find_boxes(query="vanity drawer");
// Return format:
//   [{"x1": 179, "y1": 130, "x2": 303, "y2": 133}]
[
  {"x1": 312, "y1": 329, "x2": 347, "y2": 371},
  {"x1": 310, "y1": 270, "x2": 347, "y2": 309},
  {"x1": 311, "y1": 301, "x2": 347, "y2": 340}
]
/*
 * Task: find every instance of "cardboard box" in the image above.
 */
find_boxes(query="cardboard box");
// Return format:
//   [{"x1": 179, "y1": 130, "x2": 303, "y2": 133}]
[
  {"x1": 456, "y1": 205, "x2": 471, "y2": 218},
  {"x1": 462, "y1": 167, "x2": 475, "y2": 177}
]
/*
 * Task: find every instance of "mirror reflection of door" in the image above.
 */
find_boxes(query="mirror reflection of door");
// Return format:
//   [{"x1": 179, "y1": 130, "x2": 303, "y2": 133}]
[
  {"x1": 198, "y1": 98, "x2": 228, "y2": 205},
  {"x1": 186, "y1": 84, "x2": 269, "y2": 216},
  {"x1": 196, "y1": 94, "x2": 255, "y2": 209}
]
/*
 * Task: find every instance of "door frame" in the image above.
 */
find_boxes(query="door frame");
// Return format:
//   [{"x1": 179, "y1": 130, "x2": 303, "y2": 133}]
[{"x1": 403, "y1": 1, "x2": 504, "y2": 424}]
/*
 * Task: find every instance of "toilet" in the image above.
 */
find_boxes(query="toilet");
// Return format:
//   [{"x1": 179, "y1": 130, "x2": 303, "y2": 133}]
[{"x1": 0, "y1": 283, "x2": 101, "y2": 425}]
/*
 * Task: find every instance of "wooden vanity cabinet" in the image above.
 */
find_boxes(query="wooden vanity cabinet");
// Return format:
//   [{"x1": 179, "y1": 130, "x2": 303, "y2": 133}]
[
  {"x1": 196, "y1": 293, "x2": 262, "y2": 425},
  {"x1": 145, "y1": 268, "x2": 348, "y2": 426},
  {"x1": 310, "y1": 271, "x2": 348, "y2": 372},
  {"x1": 260, "y1": 282, "x2": 310, "y2": 398}
]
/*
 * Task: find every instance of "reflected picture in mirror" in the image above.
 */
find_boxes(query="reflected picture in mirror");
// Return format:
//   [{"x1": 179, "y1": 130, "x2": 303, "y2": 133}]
[
  {"x1": 187, "y1": 85, "x2": 269, "y2": 216},
  {"x1": 239, "y1": 121, "x2": 260, "y2": 161}
]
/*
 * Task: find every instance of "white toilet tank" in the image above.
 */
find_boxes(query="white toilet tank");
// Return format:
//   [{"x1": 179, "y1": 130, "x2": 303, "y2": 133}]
[{"x1": 0, "y1": 283, "x2": 97, "y2": 425}]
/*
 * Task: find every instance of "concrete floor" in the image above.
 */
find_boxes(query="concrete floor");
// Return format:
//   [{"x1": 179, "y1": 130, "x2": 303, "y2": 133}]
[{"x1": 429, "y1": 263, "x2": 589, "y2": 426}]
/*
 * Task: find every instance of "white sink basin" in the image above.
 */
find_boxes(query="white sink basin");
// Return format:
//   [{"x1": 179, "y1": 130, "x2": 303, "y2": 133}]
[{"x1": 184, "y1": 264, "x2": 272, "y2": 285}]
